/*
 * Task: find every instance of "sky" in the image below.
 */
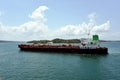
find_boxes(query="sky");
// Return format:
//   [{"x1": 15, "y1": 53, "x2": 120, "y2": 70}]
[{"x1": 0, "y1": 0, "x2": 120, "y2": 41}]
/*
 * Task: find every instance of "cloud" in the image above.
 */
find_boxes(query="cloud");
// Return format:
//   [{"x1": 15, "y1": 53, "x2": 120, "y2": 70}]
[
  {"x1": 88, "y1": 12, "x2": 97, "y2": 23},
  {"x1": 0, "y1": 21, "x2": 50, "y2": 41},
  {"x1": 55, "y1": 13, "x2": 110, "y2": 39},
  {"x1": 92, "y1": 21, "x2": 110, "y2": 33},
  {"x1": 0, "y1": 6, "x2": 49, "y2": 41},
  {"x1": 0, "y1": 6, "x2": 110, "y2": 41},
  {"x1": 29, "y1": 6, "x2": 48, "y2": 22}
]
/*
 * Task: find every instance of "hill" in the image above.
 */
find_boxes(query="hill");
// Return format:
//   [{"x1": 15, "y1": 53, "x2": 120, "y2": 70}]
[{"x1": 27, "y1": 38, "x2": 81, "y2": 44}]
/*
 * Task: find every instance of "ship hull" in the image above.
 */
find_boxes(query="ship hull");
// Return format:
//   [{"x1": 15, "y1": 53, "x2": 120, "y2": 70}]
[{"x1": 18, "y1": 45, "x2": 108, "y2": 54}]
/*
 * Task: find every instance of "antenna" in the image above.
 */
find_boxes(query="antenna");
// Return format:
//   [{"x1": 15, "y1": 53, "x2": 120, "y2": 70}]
[{"x1": 86, "y1": 25, "x2": 93, "y2": 40}]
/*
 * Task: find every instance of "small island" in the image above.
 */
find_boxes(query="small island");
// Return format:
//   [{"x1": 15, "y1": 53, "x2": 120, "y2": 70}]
[{"x1": 27, "y1": 38, "x2": 81, "y2": 44}]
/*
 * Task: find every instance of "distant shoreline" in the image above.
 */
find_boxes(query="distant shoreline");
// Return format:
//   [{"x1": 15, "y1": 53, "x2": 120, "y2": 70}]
[
  {"x1": 100, "y1": 40, "x2": 120, "y2": 42},
  {"x1": 0, "y1": 40, "x2": 19, "y2": 43},
  {"x1": 0, "y1": 39, "x2": 120, "y2": 43}
]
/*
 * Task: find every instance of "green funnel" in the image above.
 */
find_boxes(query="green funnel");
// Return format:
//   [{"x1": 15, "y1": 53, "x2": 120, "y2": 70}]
[{"x1": 93, "y1": 35, "x2": 99, "y2": 41}]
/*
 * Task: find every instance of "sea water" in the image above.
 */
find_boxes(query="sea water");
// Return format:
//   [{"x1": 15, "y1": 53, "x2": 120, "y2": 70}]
[{"x1": 0, "y1": 42, "x2": 120, "y2": 80}]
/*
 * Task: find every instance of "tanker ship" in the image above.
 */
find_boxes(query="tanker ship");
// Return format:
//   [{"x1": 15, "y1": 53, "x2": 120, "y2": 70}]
[{"x1": 18, "y1": 35, "x2": 108, "y2": 54}]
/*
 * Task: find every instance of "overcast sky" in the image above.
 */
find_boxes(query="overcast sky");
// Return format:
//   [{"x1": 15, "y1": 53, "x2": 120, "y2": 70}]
[{"x1": 0, "y1": 0, "x2": 119, "y2": 41}]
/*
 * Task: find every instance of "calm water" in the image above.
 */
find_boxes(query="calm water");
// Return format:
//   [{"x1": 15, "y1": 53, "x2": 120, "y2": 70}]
[{"x1": 0, "y1": 42, "x2": 120, "y2": 80}]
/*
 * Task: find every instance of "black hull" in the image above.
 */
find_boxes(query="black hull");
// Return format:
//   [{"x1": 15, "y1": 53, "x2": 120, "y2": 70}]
[{"x1": 19, "y1": 47, "x2": 108, "y2": 54}]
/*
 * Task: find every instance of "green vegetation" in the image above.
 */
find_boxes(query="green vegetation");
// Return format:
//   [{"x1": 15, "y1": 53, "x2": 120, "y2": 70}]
[
  {"x1": 27, "y1": 40, "x2": 50, "y2": 44},
  {"x1": 27, "y1": 38, "x2": 81, "y2": 44},
  {"x1": 52, "y1": 38, "x2": 80, "y2": 43}
]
